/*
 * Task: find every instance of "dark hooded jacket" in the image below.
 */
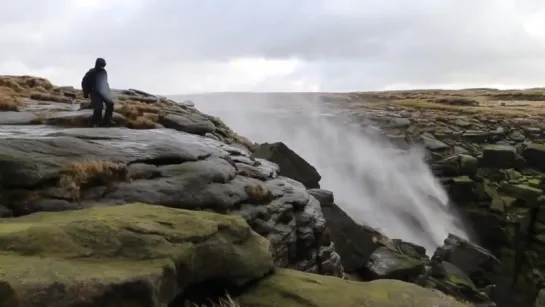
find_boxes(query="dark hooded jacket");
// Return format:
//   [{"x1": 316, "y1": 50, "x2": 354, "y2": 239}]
[{"x1": 81, "y1": 58, "x2": 114, "y2": 103}]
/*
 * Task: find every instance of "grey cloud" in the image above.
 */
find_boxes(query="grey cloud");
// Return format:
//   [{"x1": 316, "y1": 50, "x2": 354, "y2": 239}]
[{"x1": 1, "y1": 0, "x2": 545, "y2": 92}]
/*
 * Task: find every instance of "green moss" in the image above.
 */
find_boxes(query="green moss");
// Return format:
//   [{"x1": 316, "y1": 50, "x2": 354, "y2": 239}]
[
  {"x1": 442, "y1": 262, "x2": 476, "y2": 289},
  {"x1": 483, "y1": 145, "x2": 515, "y2": 152},
  {"x1": 499, "y1": 182, "x2": 542, "y2": 201},
  {"x1": 237, "y1": 269, "x2": 471, "y2": 307},
  {"x1": 0, "y1": 153, "x2": 17, "y2": 161},
  {"x1": 452, "y1": 176, "x2": 473, "y2": 184},
  {"x1": 459, "y1": 154, "x2": 477, "y2": 176},
  {"x1": 0, "y1": 203, "x2": 274, "y2": 306}
]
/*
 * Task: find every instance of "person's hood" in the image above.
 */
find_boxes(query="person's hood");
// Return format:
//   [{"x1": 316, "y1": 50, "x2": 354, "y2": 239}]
[{"x1": 95, "y1": 58, "x2": 106, "y2": 69}]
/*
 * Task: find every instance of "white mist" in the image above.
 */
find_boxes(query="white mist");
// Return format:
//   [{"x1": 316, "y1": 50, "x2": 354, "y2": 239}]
[{"x1": 179, "y1": 93, "x2": 470, "y2": 253}]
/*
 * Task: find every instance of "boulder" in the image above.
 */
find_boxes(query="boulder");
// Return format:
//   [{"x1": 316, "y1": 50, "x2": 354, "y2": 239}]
[
  {"x1": 0, "y1": 127, "x2": 342, "y2": 277},
  {"x1": 433, "y1": 234, "x2": 501, "y2": 288},
  {"x1": 480, "y1": 145, "x2": 517, "y2": 169},
  {"x1": 159, "y1": 113, "x2": 216, "y2": 135},
  {"x1": 523, "y1": 143, "x2": 545, "y2": 170},
  {"x1": 310, "y1": 188, "x2": 384, "y2": 272},
  {"x1": 253, "y1": 142, "x2": 321, "y2": 189},
  {"x1": 236, "y1": 269, "x2": 471, "y2": 307},
  {"x1": 420, "y1": 133, "x2": 450, "y2": 151},
  {"x1": 0, "y1": 203, "x2": 274, "y2": 306},
  {"x1": 362, "y1": 247, "x2": 427, "y2": 281}
]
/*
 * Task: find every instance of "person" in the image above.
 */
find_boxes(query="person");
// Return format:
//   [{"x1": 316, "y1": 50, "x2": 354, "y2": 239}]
[{"x1": 81, "y1": 58, "x2": 115, "y2": 127}]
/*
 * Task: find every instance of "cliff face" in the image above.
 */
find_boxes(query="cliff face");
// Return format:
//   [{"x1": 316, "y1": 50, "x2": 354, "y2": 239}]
[{"x1": 0, "y1": 75, "x2": 541, "y2": 306}]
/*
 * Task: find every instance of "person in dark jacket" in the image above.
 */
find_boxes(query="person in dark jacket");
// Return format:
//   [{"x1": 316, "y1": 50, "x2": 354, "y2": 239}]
[{"x1": 81, "y1": 58, "x2": 115, "y2": 127}]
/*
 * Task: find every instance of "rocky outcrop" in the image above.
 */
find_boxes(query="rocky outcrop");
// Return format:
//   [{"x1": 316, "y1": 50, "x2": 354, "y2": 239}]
[
  {"x1": 427, "y1": 142, "x2": 545, "y2": 306},
  {"x1": 253, "y1": 142, "x2": 322, "y2": 189},
  {"x1": 236, "y1": 269, "x2": 471, "y2": 307},
  {"x1": 0, "y1": 203, "x2": 273, "y2": 306},
  {"x1": 311, "y1": 187, "x2": 497, "y2": 306},
  {"x1": 0, "y1": 76, "x2": 343, "y2": 280},
  {"x1": 2, "y1": 75, "x2": 528, "y2": 307},
  {"x1": 0, "y1": 127, "x2": 342, "y2": 278}
]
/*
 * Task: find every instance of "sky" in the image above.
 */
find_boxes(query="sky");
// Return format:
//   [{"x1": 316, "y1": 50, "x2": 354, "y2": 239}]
[{"x1": 1, "y1": 0, "x2": 545, "y2": 94}]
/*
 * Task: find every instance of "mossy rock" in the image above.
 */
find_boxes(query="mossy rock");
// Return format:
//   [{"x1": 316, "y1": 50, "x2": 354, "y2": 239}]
[
  {"x1": 236, "y1": 269, "x2": 471, "y2": 307},
  {"x1": 498, "y1": 181, "x2": 542, "y2": 202},
  {"x1": 0, "y1": 203, "x2": 274, "y2": 306}
]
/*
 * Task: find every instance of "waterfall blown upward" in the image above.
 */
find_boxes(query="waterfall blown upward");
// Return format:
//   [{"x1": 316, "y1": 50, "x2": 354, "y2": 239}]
[{"x1": 182, "y1": 93, "x2": 470, "y2": 253}]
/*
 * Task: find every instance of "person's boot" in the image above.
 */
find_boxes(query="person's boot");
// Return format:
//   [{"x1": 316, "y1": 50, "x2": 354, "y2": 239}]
[
  {"x1": 100, "y1": 103, "x2": 115, "y2": 127},
  {"x1": 90, "y1": 108, "x2": 103, "y2": 127}
]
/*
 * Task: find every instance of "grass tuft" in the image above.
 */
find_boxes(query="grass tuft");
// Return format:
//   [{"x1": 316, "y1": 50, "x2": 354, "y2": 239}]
[
  {"x1": 0, "y1": 86, "x2": 22, "y2": 111},
  {"x1": 244, "y1": 184, "x2": 274, "y2": 203},
  {"x1": 29, "y1": 92, "x2": 72, "y2": 104},
  {"x1": 59, "y1": 159, "x2": 128, "y2": 199},
  {"x1": 117, "y1": 101, "x2": 162, "y2": 129},
  {"x1": 186, "y1": 294, "x2": 240, "y2": 307}
]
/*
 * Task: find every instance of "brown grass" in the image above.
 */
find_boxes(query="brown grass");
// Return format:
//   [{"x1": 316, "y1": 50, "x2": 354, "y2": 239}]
[
  {"x1": 127, "y1": 116, "x2": 157, "y2": 129},
  {"x1": 244, "y1": 184, "x2": 274, "y2": 203},
  {"x1": 29, "y1": 115, "x2": 44, "y2": 124},
  {"x1": 0, "y1": 86, "x2": 22, "y2": 111},
  {"x1": 29, "y1": 92, "x2": 72, "y2": 104},
  {"x1": 59, "y1": 159, "x2": 128, "y2": 199},
  {"x1": 186, "y1": 294, "x2": 239, "y2": 307},
  {"x1": 118, "y1": 101, "x2": 163, "y2": 129},
  {"x1": 377, "y1": 99, "x2": 545, "y2": 117},
  {"x1": 0, "y1": 75, "x2": 54, "y2": 93},
  {"x1": 485, "y1": 90, "x2": 545, "y2": 101}
]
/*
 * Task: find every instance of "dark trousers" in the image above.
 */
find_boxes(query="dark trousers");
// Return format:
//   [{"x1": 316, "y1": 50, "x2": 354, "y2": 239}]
[{"x1": 90, "y1": 92, "x2": 114, "y2": 126}]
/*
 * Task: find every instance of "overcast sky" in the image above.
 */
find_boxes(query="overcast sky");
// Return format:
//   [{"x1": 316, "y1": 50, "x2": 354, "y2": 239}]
[{"x1": 1, "y1": 0, "x2": 545, "y2": 94}]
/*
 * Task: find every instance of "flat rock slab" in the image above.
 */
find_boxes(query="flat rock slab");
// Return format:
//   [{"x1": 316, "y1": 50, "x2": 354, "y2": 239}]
[
  {"x1": 0, "y1": 128, "x2": 234, "y2": 188},
  {"x1": 0, "y1": 112, "x2": 40, "y2": 125},
  {"x1": 160, "y1": 113, "x2": 216, "y2": 135},
  {"x1": 45, "y1": 110, "x2": 128, "y2": 127}
]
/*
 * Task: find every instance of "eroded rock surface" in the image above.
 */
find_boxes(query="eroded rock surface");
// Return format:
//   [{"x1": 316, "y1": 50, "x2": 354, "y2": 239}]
[
  {"x1": 236, "y1": 269, "x2": 471, "y2": 307},
  {"x1": 0, "y1": 203, "x2": 273, "y2": 306}
]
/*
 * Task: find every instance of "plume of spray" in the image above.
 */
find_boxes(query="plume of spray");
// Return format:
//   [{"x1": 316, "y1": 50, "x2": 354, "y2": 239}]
[{"x1": 188, "y1": 93, "x2": 471, "y2": 253}]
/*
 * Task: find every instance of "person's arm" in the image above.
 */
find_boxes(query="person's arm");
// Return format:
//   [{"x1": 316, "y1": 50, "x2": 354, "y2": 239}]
[
  {"x1": 94, "y1": 70, "x2": 115, "y2": 104},
  {"x1": 81, "y1": 71, "x2": 91, "y2": 98}
]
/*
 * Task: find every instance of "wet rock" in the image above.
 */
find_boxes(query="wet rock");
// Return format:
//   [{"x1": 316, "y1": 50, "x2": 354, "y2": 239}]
[
  {"x1": 498, "y1": 182, "x2": 542, "y2": 203},
  {"x1": 314, "y1": 191, "x2": 384, "y2": 272},
  {"x1": 446, "y1": 176, "x2": 476, "y2": 203},
  {"x1": 430, "y1": 261, "x2": 496, "y2": 307},
  {"x1": 433, "y1": 234, "x2": 501, "y2": 288},
  {"x1": 386, "y1": 117, "x2": 411, "y2": 128},
  {"x1": 480, "y1": 145, "x2": 517, "y2": 169},
  {"x1": 460, "y1": 154, "x2": 479, "y2": 177},
  {"x1": 45, "y1": 110, "x2": 128, "y2": 127},
  {"x1": 523, "y1": 143, "x2": 545, "y2": 170},
  {"x1": 253, "y1": 142, "x2": 321, "y2": 189},
  {"x1": 462, "y1": 130, "x2": 490, "y2": 143},
  {"x1": 159, "y1": 113, "x2": 216, "y2": 135},
  {"x1": 455, "y1": 118, "x2": 471, "y2": 128},
  {"x1": 0, "y1": 127, "x2": 341, "y2": 277},
  {"x1": 0, "y1": 112, "x2": 40, "y2": 125},
  {"x1": 362, "y1": 247, "x2": 427, "y2": 281},
  {"x1": 421, "y1": 133, "x2": 451, "y2": 151}
]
